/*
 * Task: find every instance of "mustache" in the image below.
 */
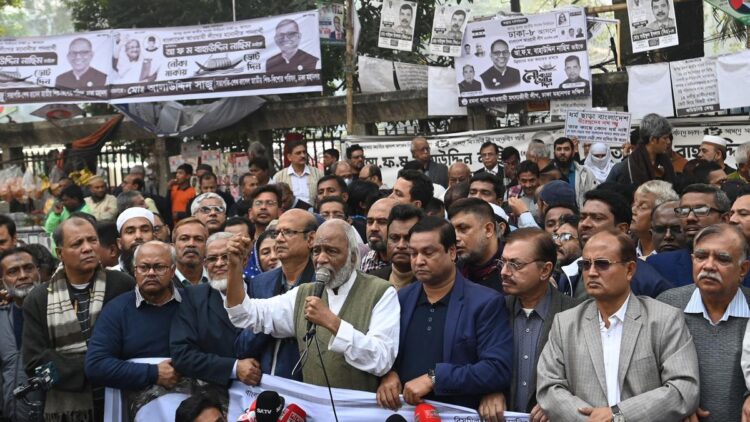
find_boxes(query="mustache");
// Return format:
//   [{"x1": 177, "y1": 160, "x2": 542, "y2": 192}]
[{"x1": 697, "y1": 270, "x2": 723, "y2": 283}]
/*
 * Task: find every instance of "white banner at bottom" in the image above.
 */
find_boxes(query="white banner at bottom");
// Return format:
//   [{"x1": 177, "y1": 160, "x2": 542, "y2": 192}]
[{"x1": 104, "y1": 358, "x2": 530, "y2": 421}]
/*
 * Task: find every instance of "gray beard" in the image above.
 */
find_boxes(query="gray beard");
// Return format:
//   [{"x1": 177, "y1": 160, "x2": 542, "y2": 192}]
[
  {"x1": 327, "y1": 258, "x2": 356, "y2": 290},
  {"x1": 209, "y1": 278, "x2": 228, "y2": 292},
  {"x1": 5, "y1": 283, "x2": 38, "y2": 299}
]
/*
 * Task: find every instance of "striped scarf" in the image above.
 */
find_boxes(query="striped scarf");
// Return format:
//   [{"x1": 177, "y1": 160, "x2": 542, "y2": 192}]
[{"x1": 43, "y1": 266, "x2": 107, "y2": 421}]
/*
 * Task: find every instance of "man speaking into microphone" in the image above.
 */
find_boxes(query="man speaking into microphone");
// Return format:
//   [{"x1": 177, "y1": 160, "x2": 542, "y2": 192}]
[{"x1": 224, "y1": 218, "x2": 400, "y2": 392}]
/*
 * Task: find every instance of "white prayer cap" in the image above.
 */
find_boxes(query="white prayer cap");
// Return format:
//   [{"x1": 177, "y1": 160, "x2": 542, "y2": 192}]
[
  {"x1": 116, "y1": 207, "x2": 155, "y2": 232},
  {"x1": 432, "y1": 183, "x2": 446, "y2": 200},
  {"x1": 702, "y1": 135, "x2": 727, "y2": 148},
  {"x1": 489, "y1": 202, "x2": 509, "y2": 223}
]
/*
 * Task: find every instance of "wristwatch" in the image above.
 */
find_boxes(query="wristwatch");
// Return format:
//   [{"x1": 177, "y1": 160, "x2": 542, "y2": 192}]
[
  {"x1": 427, "y1": 368, "x2": 436, "y2": 386},
  {"x1": 611, "y1": 404, "x2": 625, "y2": 422}
]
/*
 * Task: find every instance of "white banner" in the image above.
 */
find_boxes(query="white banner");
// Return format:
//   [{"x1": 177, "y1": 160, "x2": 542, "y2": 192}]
[
  {"x1": 428, "y1": 4, "x2": 471, "y2": 57},
  {"x1": 428, "y1": 66, "x2": 467, "y2": 116},
  {"x1": 0, "y1": 10, "x2": 322, "y2": 105},
  {"x1": 319, "y1": 2, "x2": 346, "y2": 43},
  {"x1": 669, "y1": 57, "x2": 720, "y2": 116},
  {"x1": 358, "y1": 56, "x2": 396, "y2": 93},
  {"x1": 626, "y1": 0, "x2": 679, "y2": 53},
  {"x1": 346, "y1": 118, "x2": 750, "y2": 186},
  {"x1": 394, "y1": 61, "x2": 428, "y2": 90},
  {"x1": 455, "y1": 8, "x2": 590, "y2": 106},
  {"x1": 378, "y1": 0, "x2": 418, "y2": 51},
  {"x1": 716, "y1": 50, "x2": 750, "y2": 110},
  {"x1": 565, "y1": 110, "x2": 632, "y2": 145},
  {"x1": 550, "y1": 96, "x2": 593, "y2": 121},
  {"x1": 627, "y1": 62, "x2": 674, "y2": 119}
]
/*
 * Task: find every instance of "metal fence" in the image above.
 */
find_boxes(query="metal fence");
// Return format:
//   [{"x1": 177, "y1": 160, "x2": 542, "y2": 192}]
[{"x1": 272, "y1": 125, "x2": 345, "y2": 170}]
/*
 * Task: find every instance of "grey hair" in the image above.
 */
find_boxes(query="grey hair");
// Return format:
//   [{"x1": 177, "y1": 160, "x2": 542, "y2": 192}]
[
  {"x1": 116, "y1": 190, "x2": 145, "y2": 214},
  {"x1": 736, "y1": 142, "x2": 750, "y2": 166},
  {"x1": 634, "y1": 180, "x2": 679, "y2": 208},
  {"x1": 693, "y1": 223, "x2": 749, "y2": 263},
  {"x1": 248, "y1": 141, "x2": 267, "y2": 157},
  {"x1": 319, "y1": 219, "x2": 360, "y2": 265},
  {"x1": 639, "y1": 113, "x2": 672, "y2": 145},
  {"x1": 206, "y1": 231, "x2": 234, "y2": 248},
  {"x1": 191, "y1": 192, "x2": 226, "y2": 215},
  {"x1": 527, "y1": 139, "x2": 549, "y2": 159},
  {"x1": 133, "y1": 240, "x2": 176, "y2": 266}
]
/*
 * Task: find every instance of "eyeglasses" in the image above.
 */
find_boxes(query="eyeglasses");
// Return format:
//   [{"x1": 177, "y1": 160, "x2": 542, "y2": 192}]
[
  {"x1": 275, "y1": 31, "x2": 300, "y2": 40},
  {"x1": 498, "y1": 258, "x2": 542, "y2": 272},
  {"x1": 651, "y1": 224, "x2": 682, "y2": 234},
  {"x1": 135, "y1": 264, "x2": 171, "y2": 275},
  {"x1": 153, "y1": 224, "x2": 164, "y2": 233},
  {"x1": 674, "y1": 206, "x2": 723, "y2": 218},
  {"x1": 268, "y1": 229, "x2": 311, "y2": 239},
  {"x1": 198, "y1": 205, "x2": 226, "y2": 214},
  {"x1": 491, "y1": 50, "x2": 511, "y2": 57},
  {"x1": 552, "y1": 233, "x2": 577, "y2": 242},
  {"x1": 205, "y1": 254, "x2": 229, "y2": 265},
  {"x1": 578, "y1": 259, "x2": 626, "y2": 272},
  {"x1": 253, "y1": 200, "x2": 278, "y2": 207}
]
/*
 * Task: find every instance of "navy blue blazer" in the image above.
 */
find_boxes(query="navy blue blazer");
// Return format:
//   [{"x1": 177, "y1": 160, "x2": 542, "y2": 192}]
[
  {"x1": 647, "y1": 248, "x2": 750, "y2": 288},
  {"x1": 396, "y1": 272, "x2": 513, "y2": 410},
  {"x1": 234, "y1": 263, "x2": 315, "y2": 381},
  {"x1": 169, "y1": 284, "x2": 242, "y2": 386},
  {"x1": 560, "y1": 259, "x2": 673, "y2": 298}
]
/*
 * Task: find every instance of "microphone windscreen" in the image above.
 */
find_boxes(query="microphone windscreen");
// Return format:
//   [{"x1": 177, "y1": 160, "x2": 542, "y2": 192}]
[
  {"x1": 414, "y1": 403, "x2": 440, "y2": 422},
  {"x1": 315, "y1": 266, "x2": 333, "y2": 285},
  {"x1": 277, "y1": 403, "x2": 307, "y2": 422},
  {"x1": 254, "y1": 391, "x2": 285, "y2": 422},
  {"x1": 385, "y1": 414, "x2": 408, "y2": 422}
]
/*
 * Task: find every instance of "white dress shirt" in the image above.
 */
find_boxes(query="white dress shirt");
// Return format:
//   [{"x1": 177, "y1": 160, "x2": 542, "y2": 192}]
[
  {"x1": 598, "y1": 294, "x2": 630, "y2": 406},
  {"x1": 224, "y1": 270, "x2": 400, "y2": 377},
  {"x1": 287, "y1": 165, "x2": 312, "y2": 204}
]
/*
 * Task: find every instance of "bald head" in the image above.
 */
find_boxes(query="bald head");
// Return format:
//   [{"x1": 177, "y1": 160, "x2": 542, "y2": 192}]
[
  {"x1": 134, "y1": 240, "x2": 175, "y2": 266},
  {"x1": 449, "y1": 162, "x2": 471, "y2": 187},
  {"x1": 278, "y1": 208, "x2": 317, "y2": 228}
]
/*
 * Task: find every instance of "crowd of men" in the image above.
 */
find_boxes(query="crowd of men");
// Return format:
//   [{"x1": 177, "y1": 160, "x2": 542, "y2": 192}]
[{"x1": 4, "y1": 113, "x2": 750, "y2": 422}]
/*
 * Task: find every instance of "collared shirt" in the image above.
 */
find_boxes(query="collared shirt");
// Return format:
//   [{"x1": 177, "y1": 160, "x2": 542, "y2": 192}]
[
  {"x1": 398, "y1": 287, "x2": 451, "y2": 388},
  {"x1": 361, "y1": 249, "x2": 388, "y2": 273},
  {"x1": 225, "y1": 270, "x2": 400, "y2": 377},
  {"x1": 174, "y1": 267, "x2": 209, "y2": 288},
  {"x1": 287, "y1": 165, "x2": 312, "y2": 204},
  {"x1": 566, "y1": 162, "x2": 576, "y2": 187},
  {"x1": 684, "y1": 287, "x2": 750, "y2": 326},
  {"x1": 134, "y1": 286, "x2": 182, "y2": 308},
  {"x1": 599, "y1": 294, "x2": 630, "y2": 406},
  {"x1": 484, "y1": 164, "x2": 501, "y2": 176},
  {"x1": 513, "y1": 287, "x2": 551, "y2": 411}
]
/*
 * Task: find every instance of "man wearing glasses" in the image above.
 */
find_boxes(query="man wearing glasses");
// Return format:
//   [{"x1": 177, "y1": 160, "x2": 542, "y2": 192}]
[
  {"x1": 538, "y1": 230, "x2": 699, "y2": 422},
  {"x1": 480, "y1": 39, "x2": 520, "y2": 90},
  {"x1": 234, "y1": 209, "x2": 319, "y2": 381},
  {"x1": 647, "y1": 184, "x2": 749, "y2": 287},
  {"x1": 558, "y1": 188, "x2": 672, "y2": 299},
  {"x1": 266, "y1": 19, "x2": 319, "y2": 74},
  {"x1": 171, "y1": 232, "x2": 262, "y2": 387},
  {"x1": 500, "y1": 228, "x2": 577, "y2": 420},
  {"x1": 191, "y1": 192, "x2": 227, "y2": 235},
  {"x1": 85, "y1": 241, "x2": 182, "y2": 393},
  {"x1": 55, "y1": 37, "x2": 107, "y2": 89}
]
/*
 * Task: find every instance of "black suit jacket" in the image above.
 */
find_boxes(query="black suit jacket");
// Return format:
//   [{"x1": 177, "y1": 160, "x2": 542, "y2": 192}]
[
  {"x1": 504, "y1": 285, "x2": 578, "y2": 412},
  {"x1": 169, "y1": 284, "x2": 242, "y2": 386},
  {"x1": 368, "y1": 265, "x2": 392, "y2": 280},
  {"x1": 473, "y1": 165, "x2": 505, "y2": 180}
]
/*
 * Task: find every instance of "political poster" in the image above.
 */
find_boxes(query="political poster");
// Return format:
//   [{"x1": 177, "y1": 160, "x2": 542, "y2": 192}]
[
  {"x1": 357, "y1": 56, "x2": 396, "y2": 92},
  {"x1": 626, "y1": 0, "x2": 679, "y2": 53},
  {"x1": 564, "y1": 110, "x2": 632, "y2": 145},
  {"x1": 378, "y1": 0, "x2": 418, "y2": 51},
  {"x1": 455, "y1": 8, "x2": 590, "y2": 106},
  {"x1": 669, "y1": 57, "x2": 720, "y2": 116},
  {"x1": 109, "y1": 10, "x2": 322, "y2": 103},
  {"x1": 0, "y1": 10, "x2": 323, "y2": 105},
  {"x1": 428, "y1": 4, "x2": 471, "y2": 57},
  {"x1": 319, "y1": 2, "x2": 346, "y2": 43},
  {"x1": 0, "y1": 31, "x2": 112, "y2": 104}
]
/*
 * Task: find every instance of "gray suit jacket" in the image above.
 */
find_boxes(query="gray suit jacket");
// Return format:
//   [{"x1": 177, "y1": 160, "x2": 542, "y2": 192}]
[
  {"x1": 537, "y1": 295, "x2": 700, "y2": 421},
  {"x1": 505, "y1": 286, "x2": 578, "y2": 412}
]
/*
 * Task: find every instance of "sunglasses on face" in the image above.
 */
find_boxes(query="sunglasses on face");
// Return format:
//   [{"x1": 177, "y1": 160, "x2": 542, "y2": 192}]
[
  {"x1": 578, "y1": 258, "x2": 626, "y2": 272},
  {"x1": 674, "y1": 206, "x2": 722, "y2": 218}
]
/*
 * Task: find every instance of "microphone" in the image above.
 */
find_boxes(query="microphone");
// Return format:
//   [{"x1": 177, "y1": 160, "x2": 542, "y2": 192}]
[
  {"x1": 414, "y1": 403, "x2": 440, "y2": 422},
  {"x1": 254, "y1": 390, "x2": 285, "y2": 422},
  {"x1": 277, "y1": 403, "x2": 307, "y2": 422},
  {"x1": 305, "y1": 269, "x2": 330, "y2": 337},
  {"x1": 385, "y1": 415, "x2": 407, "y2": 421}
]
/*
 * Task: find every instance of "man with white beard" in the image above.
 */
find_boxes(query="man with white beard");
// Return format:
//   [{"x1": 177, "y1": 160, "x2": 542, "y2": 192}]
[
  {"x1": 224, "y1": 219, "x2": 400, "y2": 392},
  {"x1": 170, "y1": 232, "x2": 261, "y2": 387},
  {"x1": 0, "y1": 247, "x2": 42, "y2": 421}
]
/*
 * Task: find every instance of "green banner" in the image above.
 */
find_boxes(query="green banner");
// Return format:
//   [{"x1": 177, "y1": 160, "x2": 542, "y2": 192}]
[{"x1": 704, "y1": 0, "x2": 750, "y2": 26}]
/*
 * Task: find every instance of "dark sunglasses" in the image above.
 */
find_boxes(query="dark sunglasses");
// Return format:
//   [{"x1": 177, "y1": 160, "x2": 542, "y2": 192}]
[{"x1": 578, "y1": 258, "x2": 626, "y2": 272}]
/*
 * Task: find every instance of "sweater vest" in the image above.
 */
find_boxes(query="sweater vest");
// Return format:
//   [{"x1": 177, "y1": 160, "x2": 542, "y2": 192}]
[{"x1": 293, "y1": 271, "x2": 390, "y2": 392}]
